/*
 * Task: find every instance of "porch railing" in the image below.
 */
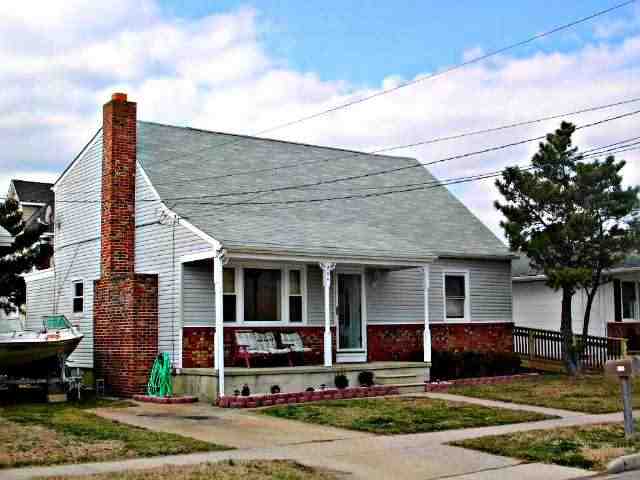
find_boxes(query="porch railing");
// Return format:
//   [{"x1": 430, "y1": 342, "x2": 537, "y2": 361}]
[{"x1": 513, "y1": 326, "x2": 627, "y2": 370}]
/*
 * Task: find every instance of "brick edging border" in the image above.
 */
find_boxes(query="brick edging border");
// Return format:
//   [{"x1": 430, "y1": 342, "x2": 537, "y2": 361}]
[
  {"x1": 133, "y1": 395, "x2": 199, "y2": 404},
  {"x1": 217, "y1": 385, "x2": 399, "y2": 408},
  {"x1": 425, "y1": 373, "x2": 539, "y2": 392}
]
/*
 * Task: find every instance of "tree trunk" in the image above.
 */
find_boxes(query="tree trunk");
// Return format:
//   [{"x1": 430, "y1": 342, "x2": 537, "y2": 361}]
[
  {"x1": 578, "y1": 288, "x2": 597, "y2": 372},
  {"x1": 561, "y1": 287, "x2": 578, "y2": 375}
]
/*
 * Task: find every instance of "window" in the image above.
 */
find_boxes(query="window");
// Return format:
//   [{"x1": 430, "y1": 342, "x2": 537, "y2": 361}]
[
  {"x1": 72, "y1": 281, "x2": 84, "y2": 314},
  {"x1": 444, "y1": 273, "x2": 468, "y2": 320},
  {"x1": 288, "y1": 269, "x2": 303, "y2": 323},
  {"x1": 222, "y1": 268, "x2": 237, "y2": 323},
  {"x1": 621, "y1": 281, "x2": 638, "y2": 320},
  {"x1": 244, "y1": 268, "x2": 282, "y2": 322}
]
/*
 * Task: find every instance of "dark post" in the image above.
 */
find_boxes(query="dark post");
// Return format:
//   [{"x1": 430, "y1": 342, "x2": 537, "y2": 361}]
[{"x1": 621, "y1": 376, "x2": 635, "y2": 438}]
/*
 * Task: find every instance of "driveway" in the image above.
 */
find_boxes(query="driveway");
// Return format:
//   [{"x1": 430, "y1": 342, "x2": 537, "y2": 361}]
[{"x1": 1, "y1": 395, "x2": 616, "y2": 480}]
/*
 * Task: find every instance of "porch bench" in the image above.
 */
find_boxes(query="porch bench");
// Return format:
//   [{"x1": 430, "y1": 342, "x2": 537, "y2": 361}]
[
  {"x1": 280, "y1": 332, "x2": 312, "y2": 364},
  {"x1": 234, "y1": 330, "x2": 292, "y2": 368}
]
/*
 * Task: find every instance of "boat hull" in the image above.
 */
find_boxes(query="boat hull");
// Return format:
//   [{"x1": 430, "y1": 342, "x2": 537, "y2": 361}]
[{"x1": 0, "y1": 333, "x2": 83, "y2": 375}]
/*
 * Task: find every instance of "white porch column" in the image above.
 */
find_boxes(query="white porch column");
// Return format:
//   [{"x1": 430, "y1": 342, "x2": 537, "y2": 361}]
[
  {"x1": 423, "y1": 264, "x2": 432, "y2": 363},
  {"x1": 319, "y1": 262, "x2": 336, "y2": 367},
  {"x1": 214, "y1": 248, "x2": 226, "y2": 396}
]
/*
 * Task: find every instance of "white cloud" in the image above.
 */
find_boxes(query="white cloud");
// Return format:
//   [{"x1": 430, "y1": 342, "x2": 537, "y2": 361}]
[{"x1": 1, "y1": 2, "x2": 639, "y2": 243}]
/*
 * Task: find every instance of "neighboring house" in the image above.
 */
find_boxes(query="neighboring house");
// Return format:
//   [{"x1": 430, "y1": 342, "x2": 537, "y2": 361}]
[
  {"x1": 24, "y1": 93, "x2": 514, "y2": 397},
  {"x1": 512, "y1": 255, "x2": 640, "y2": 348},
  {"x1": 7, "y1": 179, "x2": 55, "y2": 268}
]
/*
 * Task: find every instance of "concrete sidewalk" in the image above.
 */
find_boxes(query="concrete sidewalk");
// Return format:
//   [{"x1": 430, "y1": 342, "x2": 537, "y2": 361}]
[{"x1": 2, "y1": 396, "x2": 624, "y2": 480}]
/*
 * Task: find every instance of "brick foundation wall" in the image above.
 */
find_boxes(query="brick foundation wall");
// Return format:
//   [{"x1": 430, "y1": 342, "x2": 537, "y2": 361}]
[
  {"x1": 182, "y1": 326, "x2": 336, "y2": 368},
  {"x1": 183, "y1": 322, "x2": 514, "y2": 367},
  {"x1": 608, "y1": 322, "x2": 640, "y2": 351},
  {"x1": 367, "y1": 324, "x2": 424, "y2": 362},
  {"x1": 94, "y1": 274, "x2": 158, "y2": 396},
  {"x1": 431, "y1": 322, "x2": 513, "y2": 354}
]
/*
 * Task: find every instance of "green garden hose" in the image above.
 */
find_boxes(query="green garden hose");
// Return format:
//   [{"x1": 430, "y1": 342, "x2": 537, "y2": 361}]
[{"x1": 146, "y1": 352, "x2": 173, "y2": 397}]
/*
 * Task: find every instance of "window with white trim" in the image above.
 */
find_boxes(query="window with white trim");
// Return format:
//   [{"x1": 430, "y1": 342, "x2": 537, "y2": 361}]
[
  {"x1": 222, "y1": 267, "x2": 237, "y2": 323},
  {"x1": 288, "y1": 269, "x2": 303, "y2": 323},
  {"x1": 72, "y1": 281, "x2": 84, "y2": 314},
  {"x1": 444, "y1": 273, "x2": 468, "y2": 320},
  {"x1": 621, "y1": 281, "x2": 639, "y2": 320}
]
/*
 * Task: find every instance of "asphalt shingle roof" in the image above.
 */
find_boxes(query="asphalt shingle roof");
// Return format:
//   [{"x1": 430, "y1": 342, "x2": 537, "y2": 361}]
[
  {"x1": 138, "y1": 121, "x2": 510, "y2": 260},
  {"x1": 11, "y1": 180, "x2": 54, "y2": 205}
]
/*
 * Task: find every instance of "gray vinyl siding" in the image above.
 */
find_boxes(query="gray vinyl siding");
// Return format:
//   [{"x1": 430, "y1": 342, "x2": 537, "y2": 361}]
[
  {"x1": 25, "y1": 132, "x2": 103, "y2": 368},
  {"x1": 25, "y1": 274, "x2": 54, "y2": 331},
  {"x1": 181, "y1": 261, "x2": 214, "y2": 327},
  {"x1": 135, "y1": 166, "x2": 215, "y2": 366},
  {"x1": 367, "y1": 267, "x2": 424, "y2": 323},
  {"x1": 429, "y1": 258, "x2": 512, "y2": 323}
]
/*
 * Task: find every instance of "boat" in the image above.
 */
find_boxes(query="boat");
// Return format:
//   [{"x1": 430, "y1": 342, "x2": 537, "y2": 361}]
[{"x1": 0, "y1": 315, "x2": 83, "y2": 376}]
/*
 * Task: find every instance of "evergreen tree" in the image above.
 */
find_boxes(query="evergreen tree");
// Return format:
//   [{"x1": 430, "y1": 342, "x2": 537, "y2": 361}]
[
  {"x1": 495, "y1": 122, "x2": 640, "y2": 373},
  {"x1": 0, "y1": 198, "x2": 52, "y2": 314}
]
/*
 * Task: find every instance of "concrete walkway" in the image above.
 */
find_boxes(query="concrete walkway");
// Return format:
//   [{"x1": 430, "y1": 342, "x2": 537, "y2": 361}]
[{"x1": 3, "y1": 395, "x2": 628, "y2": 480}]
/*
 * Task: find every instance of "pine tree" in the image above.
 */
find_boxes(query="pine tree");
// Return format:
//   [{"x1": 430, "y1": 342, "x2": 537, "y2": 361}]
[
  {"x1": 495, "y1": 122, "x2": 640, "y2": 374},
  {"x1": 0, "y1": 198, "x2": 52, "y2": 314}
]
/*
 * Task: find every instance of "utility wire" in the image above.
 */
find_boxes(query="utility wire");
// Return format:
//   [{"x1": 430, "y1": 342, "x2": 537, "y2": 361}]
[{"x1": 135, "y1": 0, "x2": 636, "y2": 173}]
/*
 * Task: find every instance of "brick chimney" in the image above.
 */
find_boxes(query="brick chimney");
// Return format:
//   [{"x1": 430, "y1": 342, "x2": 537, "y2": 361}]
[{"x1": 94, "y1": 93, "x2": 159, "y2": 397}]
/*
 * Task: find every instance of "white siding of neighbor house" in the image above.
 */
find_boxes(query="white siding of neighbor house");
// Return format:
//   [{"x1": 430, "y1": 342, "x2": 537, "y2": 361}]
[{"x1": 513, "y1": 279, "x2": 619, "y2": 337}]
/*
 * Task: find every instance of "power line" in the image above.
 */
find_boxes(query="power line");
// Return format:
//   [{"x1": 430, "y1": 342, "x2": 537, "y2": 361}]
[
  {"x1": 45, "y1": 109, "x2": 640, "y2": 206},
  {"x1": 135, "y1": 0, "x2": 637, "y2": 172},
  {"x1": 57, "y1": 97, "x2": 640, "y2": 200},
  {"x1": 142, "y1": 95, "x2": 640, "y2": 189}
]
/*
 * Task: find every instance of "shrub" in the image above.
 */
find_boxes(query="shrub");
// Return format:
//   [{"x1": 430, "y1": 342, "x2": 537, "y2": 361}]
[
  {"x1": 241, "y1": 384, "x2": 251, "y2": 396},
  {"x1": 334, "y1": 374, "x2": 349, "y2": 390},
  {"x1": 270, "y1": 385, "x2": 281, "y2": 394},
  {"x1": 430, "y1": 350, "x2": 522, "y2": 381},
  {"x1": 358, "y1": 370, "x2": 375, "y2": 386}
]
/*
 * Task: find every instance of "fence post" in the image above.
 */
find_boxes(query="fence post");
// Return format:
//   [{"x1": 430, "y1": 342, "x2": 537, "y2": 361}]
[
  {"x1": 622, "y1": 338, "x2": 628, "y2": 358},
  {"x1": 528, "y1": 329, "x2": 535, "y2": 360}
]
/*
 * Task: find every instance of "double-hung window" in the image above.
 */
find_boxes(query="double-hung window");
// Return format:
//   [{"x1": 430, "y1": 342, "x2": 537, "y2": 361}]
[
  {"x1": 72, "y1": 280, "x2": 84, "y2": 315},
  {"x1": 288, "y1": 269, "x2": 303, "y2": 323},
  {"x1": 222, "y1": 268, "x2": 237, "y2": 323},
  {"x1": 444, "y1": 272, "x2": 469, "y2": 321}
]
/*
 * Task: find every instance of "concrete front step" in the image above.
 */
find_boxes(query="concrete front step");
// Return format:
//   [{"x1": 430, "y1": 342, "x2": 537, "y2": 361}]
[{"x1": 376, "y1": 372, "x2": 425, "y2": 385}]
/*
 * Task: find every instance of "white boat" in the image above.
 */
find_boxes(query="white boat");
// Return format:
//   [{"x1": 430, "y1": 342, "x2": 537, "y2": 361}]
[{"x1": 0, "y1": 315, "x2": 83, "y2": 375}]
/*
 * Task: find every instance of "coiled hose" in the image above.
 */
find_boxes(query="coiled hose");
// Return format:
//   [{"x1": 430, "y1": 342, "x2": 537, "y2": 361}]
[{"x1": 146, "y1": 352, "x2": 173, "y2": 397}]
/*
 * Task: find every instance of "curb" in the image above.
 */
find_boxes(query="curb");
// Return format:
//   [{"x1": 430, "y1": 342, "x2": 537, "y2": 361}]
[
  {"x1": 133, "y1": 395, "x2": 198, "y2": 404},
  {"x1": 607, "y1": 453, "x2": 640, "y2": 474}
]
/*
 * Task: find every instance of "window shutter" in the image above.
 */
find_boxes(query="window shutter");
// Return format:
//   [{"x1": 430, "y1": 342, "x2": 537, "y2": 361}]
[{"x1": 614, "y1": 279, "x2": 622, "y2": 322}]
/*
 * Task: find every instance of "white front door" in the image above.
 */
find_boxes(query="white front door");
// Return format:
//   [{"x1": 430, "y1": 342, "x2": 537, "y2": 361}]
[{"x1": 336, "y1": 273, "x2": 367, "y2": 362}]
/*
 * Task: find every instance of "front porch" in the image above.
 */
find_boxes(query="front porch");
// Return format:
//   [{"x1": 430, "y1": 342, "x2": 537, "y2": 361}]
[{"x1": 173, "y1": 361, "x2": 428, "y2": 401}]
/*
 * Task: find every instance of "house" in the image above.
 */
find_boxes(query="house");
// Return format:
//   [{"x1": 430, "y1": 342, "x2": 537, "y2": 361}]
[
  {"x1": 6, "y1": 179, "x2": 55, "y2": 268},
  {"x1": 24, "y1": 93, "x2": 514, "y2": 399},
  {"x1": 512, "y1": 254, "x2": 640, "y2": 349}
]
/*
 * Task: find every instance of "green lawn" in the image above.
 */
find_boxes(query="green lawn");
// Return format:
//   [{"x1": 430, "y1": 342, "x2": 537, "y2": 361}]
[
  {"x1": 261, "y1": 397, "x2": 554, "y2": 434},
  {"x1": 453, "y1": 421, "x2": 640, "y2": 471},
  {"x1": 448, "y1": 374, "x2": 636, "y2": 414},
  {"x1": 42, "y1": 460, "x2": 337, "y2": 480},
  {"x1": 0, "y1": 398, "x2": 231, "y2": 469}
]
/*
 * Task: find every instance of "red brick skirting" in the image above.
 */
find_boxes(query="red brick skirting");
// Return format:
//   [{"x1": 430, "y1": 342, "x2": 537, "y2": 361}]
[
  {"x1": 425, "y1": 373, "x2": 539, "y2": 392},
  {"x1": 133, "y1": 395, "x2": 198, "y2": 404},
  {"x1": 183, "y1": 322, "x2": 514, "y2": 368},
  {"x1": 217, "y1": 385, "x2": 399, "y2": 408},
  {"x1": 431, "y1": 322, "x2": 514, "y2": 354}
]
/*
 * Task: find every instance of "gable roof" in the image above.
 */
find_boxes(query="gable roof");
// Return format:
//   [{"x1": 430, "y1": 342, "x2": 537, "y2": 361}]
[
  {"x1": 10, "y1": 180, "x2": 54, "y2": 205},
  {"x1": 138, "y1": 121, "x2": 510, "y2": 261},
  {"x1": 513, "y1": 253, "x2": 640, "y2": 280}
]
